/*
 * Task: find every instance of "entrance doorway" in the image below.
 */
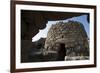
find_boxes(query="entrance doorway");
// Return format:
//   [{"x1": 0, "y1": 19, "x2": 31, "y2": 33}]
[{"x1": 57, "y1": 43, "x2": 66, "y2": 61}]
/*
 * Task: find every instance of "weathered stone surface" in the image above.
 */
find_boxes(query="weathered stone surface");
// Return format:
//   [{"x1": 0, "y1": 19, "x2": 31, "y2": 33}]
[
  {"x1": 21, "y1": 10, "x2": 89, "y2": 40},
  {"x1": 21, "y1": 10, "x2": 89, "y2": 62},
  {"x1": 44, "y1": 21, "x2": 89, "y2": 61}
]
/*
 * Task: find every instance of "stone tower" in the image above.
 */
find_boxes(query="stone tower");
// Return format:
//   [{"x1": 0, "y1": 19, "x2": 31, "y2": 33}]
[{"x1": 44, "y1": 21, "x2": 89, "y2": 61}]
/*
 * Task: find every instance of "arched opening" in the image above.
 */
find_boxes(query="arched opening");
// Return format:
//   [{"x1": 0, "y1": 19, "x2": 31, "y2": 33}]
[{"x1": 57, "y1": 43, "x2": 66, "y2": 61}]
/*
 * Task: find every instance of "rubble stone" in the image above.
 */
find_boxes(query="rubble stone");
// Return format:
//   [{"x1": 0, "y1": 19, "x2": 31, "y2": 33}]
[{"x1": 44, "y1": 21, "x2": 89, "y2": 60}]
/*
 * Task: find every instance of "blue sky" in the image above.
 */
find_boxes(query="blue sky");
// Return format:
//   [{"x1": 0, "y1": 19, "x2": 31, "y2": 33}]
[{"x1": 32, "y1": 14, "x2": 89, "y2": 42}]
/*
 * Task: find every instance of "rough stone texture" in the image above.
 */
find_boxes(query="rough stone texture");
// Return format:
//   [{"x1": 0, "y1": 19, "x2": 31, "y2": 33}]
[
  {"x1": 44, "y1": 21, "x2": 89, "y2": 60},
  {"x1": 21, "y1": 10, "x2": 89, "y2": 62},
  {"x1": 21, "y1": 10, "x2": 89, "y2": 40}
]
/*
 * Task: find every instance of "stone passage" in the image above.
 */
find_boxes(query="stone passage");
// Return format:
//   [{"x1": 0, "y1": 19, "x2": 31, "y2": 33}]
[{"x1": 44, "y1": 21, "x2": 89, "y2": 61}]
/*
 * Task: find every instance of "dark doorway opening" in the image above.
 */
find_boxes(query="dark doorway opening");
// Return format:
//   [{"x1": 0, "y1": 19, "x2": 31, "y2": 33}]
[{"x1": 57, "y1": 43, "x2": 66, "y2": 61}]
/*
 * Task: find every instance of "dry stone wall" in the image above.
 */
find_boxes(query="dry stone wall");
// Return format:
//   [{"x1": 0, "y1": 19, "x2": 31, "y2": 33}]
[{"x1": 44, "y1": 21, "x2": 89, "y2": 60}]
